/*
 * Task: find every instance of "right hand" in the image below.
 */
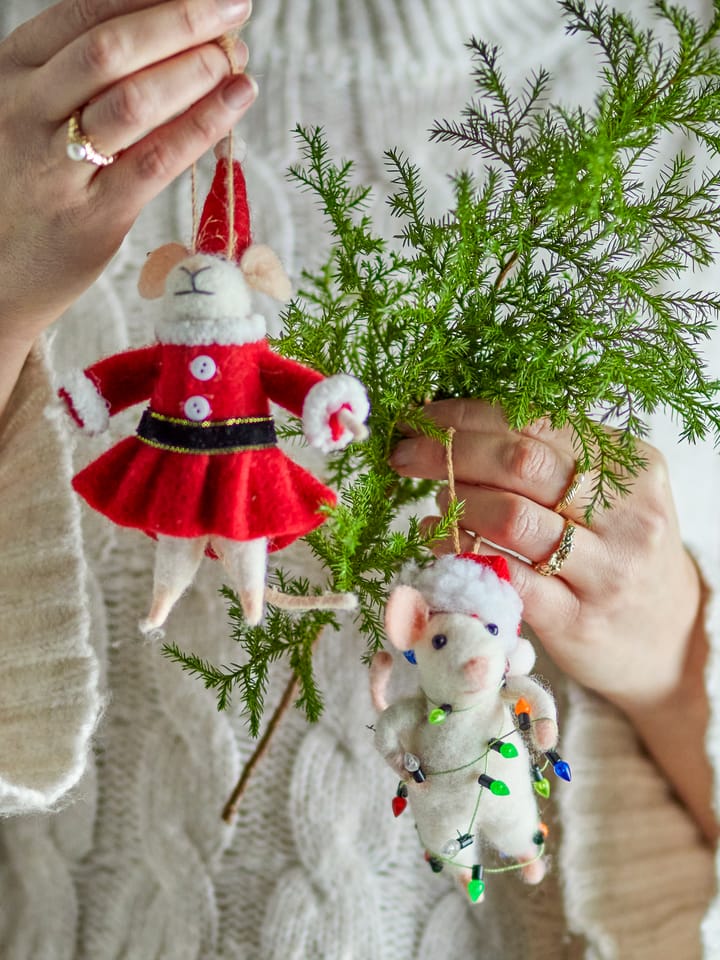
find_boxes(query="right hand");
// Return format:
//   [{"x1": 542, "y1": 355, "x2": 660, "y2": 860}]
[{"x1": 0, "y1": 0, "x2": 256, "y2": 345}]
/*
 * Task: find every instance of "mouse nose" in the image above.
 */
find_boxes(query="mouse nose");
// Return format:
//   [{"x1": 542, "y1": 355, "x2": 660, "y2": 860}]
[
  {"x1": 463, "y1": 656, "x2": 488, "y2": 685},
  {"x1": 187, "y1": 265, "x2": 212, "y2": 281},
  {"x1": 175, "y1": 264, "x2": 214, "y2": 297}
]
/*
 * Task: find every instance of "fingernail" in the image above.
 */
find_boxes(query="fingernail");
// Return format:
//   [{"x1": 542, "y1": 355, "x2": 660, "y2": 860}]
[
  {"x1": 218, "y1": 0, "x2": 251, "y2": 23},
  {"x1": 223, "y1": 73, "x2": 257, "y2": 109},
  {"x1": 236, "y1": 39, "x2": 249, "y2": 68}
]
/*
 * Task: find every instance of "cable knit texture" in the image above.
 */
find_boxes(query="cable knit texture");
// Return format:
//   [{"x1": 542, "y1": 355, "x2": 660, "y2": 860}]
[
  {"x1": 0, "y1": 344, "x2": 100, "y2": 815},
  {"x1": 0, "y1": 1, "x2": 717, "y2": 958}
]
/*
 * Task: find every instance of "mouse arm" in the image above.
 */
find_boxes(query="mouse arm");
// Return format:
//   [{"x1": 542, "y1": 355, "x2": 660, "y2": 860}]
[
  {"x1": 59, "y1": 344, "x2": 162, "y2": 435},
  {"x1": 501, "y1": 674, "x2": 558, "y2": 751},
  {"x1": 374, "y1": 698, "x2": 426, "y2": 778}
]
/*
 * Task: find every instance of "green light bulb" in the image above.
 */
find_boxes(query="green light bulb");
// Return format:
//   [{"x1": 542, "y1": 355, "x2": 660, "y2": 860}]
[
  {"x1": 477, "y1": 773, "x2": 511, "y2": 796},
  {"x1": 488, "y1": 739, "x2": 519, "y2": 758},
  {"x1": 428, "y1": 708, "x2": 447, "y2": 725},
  {"x1": 468, "y1": 878, "x2": 485, "y2": 902},
  {"x1": 490, "y1": 778, "x2": 510, "y2": 796},
  {"x1": 468, "y1": 864, "x2": 485, "y2": 902},
  {"x1": 534, "y1": 778, "x2": 551, "y2": 799}
]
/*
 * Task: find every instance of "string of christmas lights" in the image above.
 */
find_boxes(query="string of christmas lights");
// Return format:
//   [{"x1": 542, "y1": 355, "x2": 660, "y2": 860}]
[{"x1": 390, "y1": 698, "x2": 571, "y2": 902}]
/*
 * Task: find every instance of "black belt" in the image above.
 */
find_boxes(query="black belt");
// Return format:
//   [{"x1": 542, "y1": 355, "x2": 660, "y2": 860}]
[{"x1": 136, "y1": 409, "x2": 277, "y2": 454}]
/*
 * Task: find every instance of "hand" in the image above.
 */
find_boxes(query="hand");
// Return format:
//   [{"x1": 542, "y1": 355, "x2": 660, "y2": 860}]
[
  {"x1": 390, "y1": 399, "x2": 701, "y2": 711},
  {"x1": 392, "y1": 399, "x2": 718, "y2": 840},
  {"x1": 0, "y1": 0, "x2": 255, "y2": 344}
]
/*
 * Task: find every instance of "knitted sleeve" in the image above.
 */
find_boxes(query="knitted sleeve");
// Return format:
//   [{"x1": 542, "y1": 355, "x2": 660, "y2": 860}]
[
  {"x1": 0, "y1": 342, "x2": 100, "y2": 814},
  {"x1": 557, "y1": 654, "x2": 716, "y2": 959}
]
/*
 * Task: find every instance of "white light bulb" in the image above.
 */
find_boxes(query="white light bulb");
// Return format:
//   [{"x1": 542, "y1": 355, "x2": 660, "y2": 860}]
[
  {"x1": 442, "y1": 839, "x2": 461, "y2": 858},
  {"x1": 403, "y1": 753, "x2": 420, "y2": 773}
]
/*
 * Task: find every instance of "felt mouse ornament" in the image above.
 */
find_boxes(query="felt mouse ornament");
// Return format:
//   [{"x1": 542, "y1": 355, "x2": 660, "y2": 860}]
[
  {"x1": 371, "y1": 553, "x2": 567, "y2": 902},
  {"x1": 60, "y1": 141, "x2": 369, "y2": 631}
]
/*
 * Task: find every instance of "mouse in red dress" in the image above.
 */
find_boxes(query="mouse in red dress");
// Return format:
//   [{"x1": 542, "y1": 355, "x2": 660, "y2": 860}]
[{"x1": 60, "y1": 142, "x2": 369, "y2": 632}]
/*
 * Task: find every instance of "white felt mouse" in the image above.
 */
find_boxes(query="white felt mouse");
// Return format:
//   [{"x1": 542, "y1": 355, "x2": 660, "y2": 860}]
[
  {"x1": 371, "y1": 552, "x2": 567, "y2": 902},
  {"x1": 60, "y1": 142, "x2": 368, "y2": 633}
]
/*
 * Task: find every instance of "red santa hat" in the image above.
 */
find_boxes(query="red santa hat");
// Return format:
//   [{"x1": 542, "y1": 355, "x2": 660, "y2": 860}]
[
  {"x1": 194, "y1": 138, "x2": 252, "y2": 261},
  {"x1": 400, "y1": 552, "x2": 523, "y2": 650},
  {"x1": 456, "y1": 552, "x2": 512, "y2": 582}
]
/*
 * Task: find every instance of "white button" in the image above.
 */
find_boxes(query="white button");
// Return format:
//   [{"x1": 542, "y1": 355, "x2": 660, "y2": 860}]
[
  {"x1": 184, "y1": 396, "x2": 211, "y2": 421},
  {"x1": 189, "y1": 355, "x2": 217, "y2": 381}
]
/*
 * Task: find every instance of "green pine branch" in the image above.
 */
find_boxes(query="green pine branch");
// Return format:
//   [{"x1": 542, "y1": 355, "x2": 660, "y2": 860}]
[{"x1": 165, "y1": 0, "x2": 720, "y2": 730}]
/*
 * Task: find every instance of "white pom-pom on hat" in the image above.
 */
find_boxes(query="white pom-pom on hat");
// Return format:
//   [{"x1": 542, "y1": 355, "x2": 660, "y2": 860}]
[{"x1": 214, "y1": 136, "x2": 247, "y2": 162}]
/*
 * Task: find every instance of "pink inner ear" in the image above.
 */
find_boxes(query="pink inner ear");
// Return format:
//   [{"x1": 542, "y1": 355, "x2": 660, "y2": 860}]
[
  {"x1": 240, "y1": 244, "x2": 292, "y2": 302},
  {"x1": 385, "y1": 585, "x2": 430, "y2": 651},
  {"x1": 138, "y1": 243, "x2": 190, "y2": 299}
]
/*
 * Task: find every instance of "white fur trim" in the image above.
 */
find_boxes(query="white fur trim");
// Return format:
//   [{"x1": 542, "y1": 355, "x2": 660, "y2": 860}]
[
  {"x1": 154, "y1": 313, "x2": 266, "y2": 346},
  {"x1": 61, "y1": 370, "x2": 110, "y2": 435},
  {"x1": 302, "y1": 374, "x2": 370, "y2": 453},
  {"x1": 400, "y1": 555, "x2": 523, "y2": 652}
]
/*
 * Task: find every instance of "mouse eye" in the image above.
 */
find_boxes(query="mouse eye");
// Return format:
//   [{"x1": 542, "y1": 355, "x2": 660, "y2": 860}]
[
  {"x1": 486, "y1": 623, "x2": 499, "y2": 636},
  {"x1": 431, "y1": 634, "x2": 448, "y2": 650}
]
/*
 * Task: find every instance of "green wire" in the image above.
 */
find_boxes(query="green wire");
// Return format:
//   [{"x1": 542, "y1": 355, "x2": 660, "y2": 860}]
[{"x1": 415, "y1": 712, "x2": 552, "y2": 874}]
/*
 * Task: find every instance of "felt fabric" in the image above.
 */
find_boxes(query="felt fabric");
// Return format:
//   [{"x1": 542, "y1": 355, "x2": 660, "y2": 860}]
[
  {"x1": 400, "y1": 554, "x2": 524, "y2": 650},
  {"x1": 376, "y1": 691, "x2": 546, "y2": 874},
  {"x1": 377, "y1": 574, "x2": 558, "y2": 884},
  {"x1": 156, "y1": 252, "x2": 259, "y2": 337},
  {"x1": 303, "y1": 373, "x2": 371, "y2": 453},
  {"x1": 195, "y1": 155, "x2": 252, "y2": 259},
  {"x1": 58, "y1": 370, "x2": 109, "y2": 434},
  {"x1": 71, "y1": 345, "x2": 161, "y2": 419},
  {"x1": 0, "y1": 1, "x2": 717, "y2": 958},
  {"x1": 69, "y1": 340, "x2": 337, "y2": 547}
]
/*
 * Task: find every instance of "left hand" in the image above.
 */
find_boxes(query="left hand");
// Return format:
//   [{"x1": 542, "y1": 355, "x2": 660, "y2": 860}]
[{"x1": 389, "y1": 398, "x2": 701, "y2": 713}]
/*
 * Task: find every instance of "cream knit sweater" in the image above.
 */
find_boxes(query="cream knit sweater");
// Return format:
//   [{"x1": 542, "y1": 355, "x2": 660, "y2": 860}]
[{"x1": 0, "y1": 1, "x2": 718, "y2": 958}]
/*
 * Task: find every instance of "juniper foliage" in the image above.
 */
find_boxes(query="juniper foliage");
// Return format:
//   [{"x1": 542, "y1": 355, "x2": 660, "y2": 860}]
[{"x1": 165, "y1": 1, "x2": 720, "y2": 727}]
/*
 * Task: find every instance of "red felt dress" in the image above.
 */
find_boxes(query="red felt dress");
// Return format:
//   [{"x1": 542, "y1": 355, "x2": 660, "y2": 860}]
[{"x1": 71, "y1": 339, "x2": 337, "y2": 550}]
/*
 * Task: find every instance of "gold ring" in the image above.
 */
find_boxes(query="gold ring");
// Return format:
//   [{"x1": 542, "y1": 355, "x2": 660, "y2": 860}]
[
  {"x1": 553, "y1": 470, "x2": 585, "y2": 514},
  {"x1": 66, "y1": 110, "x2": 117, "y2": 167},
  {"x1": 533, "y1": 520, "x2": 576, "y2": 577}
]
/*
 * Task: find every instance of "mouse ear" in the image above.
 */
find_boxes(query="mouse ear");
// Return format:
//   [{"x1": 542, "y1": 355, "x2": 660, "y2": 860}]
[
  {"x1": 385, "y1": 585, "x2": 430, "y2": 651},
  {"x1": 138, "y1": 243, "x2": 190, "y2": 299},
  {"x1": 240, "y1": 243, "x2": 292, "y2": 302}
]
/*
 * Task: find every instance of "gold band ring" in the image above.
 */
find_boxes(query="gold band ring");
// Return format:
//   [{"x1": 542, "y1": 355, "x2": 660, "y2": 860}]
[
  {"x1": 66, "y1": 111, "x2": 117, "y2": 167},
  {"x1": 533, "y1": 520, "x2": 576, "y2": 577},
  {"x1": 554, "y1": 471, "x2": 585, "y2": 514}
]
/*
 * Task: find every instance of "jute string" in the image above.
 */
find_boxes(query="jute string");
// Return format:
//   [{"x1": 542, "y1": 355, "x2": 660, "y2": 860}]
[
  {"x1": 191, "y1": 30, "x2": 243, "y2": 255},
  {"x1": 226, "y1": 128, "x2": 236, "y2": 260},
  {"x1": 191, "y1": 163, "x2": 199, "y2": 253},
  {"x1": 445, "y1": 428, "x2": 461, "y2": 554}
]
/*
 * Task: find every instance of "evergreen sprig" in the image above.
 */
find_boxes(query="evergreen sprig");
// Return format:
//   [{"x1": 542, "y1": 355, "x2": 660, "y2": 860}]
[{"x1": 165, "y1": 1, "x2": 720, "y2": 728}]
